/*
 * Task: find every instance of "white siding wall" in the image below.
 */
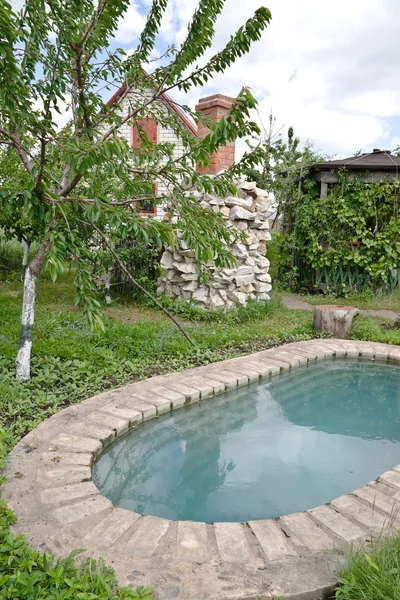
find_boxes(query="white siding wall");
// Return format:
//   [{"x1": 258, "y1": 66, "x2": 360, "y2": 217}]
[{"x1": 116, "y1": 94, "x2": 191, "y2": 221}]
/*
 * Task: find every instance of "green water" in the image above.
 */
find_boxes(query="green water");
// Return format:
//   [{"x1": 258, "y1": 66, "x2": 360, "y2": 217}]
[{"x1": 92, "y1": 359, "x2": 400, "y2": 522}]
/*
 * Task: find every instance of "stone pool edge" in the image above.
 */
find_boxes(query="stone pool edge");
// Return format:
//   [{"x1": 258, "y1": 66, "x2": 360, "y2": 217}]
[{"x1": 4, "y1": 338, "x2": 400, "y2": 600}]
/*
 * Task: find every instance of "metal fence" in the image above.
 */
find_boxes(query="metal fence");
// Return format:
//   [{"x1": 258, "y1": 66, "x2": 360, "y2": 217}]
[{"x1": 292, "y1": 251, "x2": 400, "y2": 294}]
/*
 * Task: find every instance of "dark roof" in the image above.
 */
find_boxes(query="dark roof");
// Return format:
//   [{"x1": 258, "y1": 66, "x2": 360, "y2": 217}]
[
  {"x1": 311, "y1": 150, "x2": 400, "y2": 171},
  {"x1": 106, "y1": 83, "x2": 197, "y2": 136}
]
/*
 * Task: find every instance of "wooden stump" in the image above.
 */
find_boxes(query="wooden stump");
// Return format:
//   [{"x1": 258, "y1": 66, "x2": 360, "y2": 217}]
[{"x1": 313, "y1": 305, "x2": 359, "y2": 339}]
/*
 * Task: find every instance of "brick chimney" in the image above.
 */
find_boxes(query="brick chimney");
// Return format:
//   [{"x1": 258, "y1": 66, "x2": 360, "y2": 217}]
[{"x1": 195, "y1": 94, "x2": 236, "y2": 174}]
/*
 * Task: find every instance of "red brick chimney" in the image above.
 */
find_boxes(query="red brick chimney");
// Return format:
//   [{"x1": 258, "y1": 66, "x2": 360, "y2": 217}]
[{"x1": 195, "y1": 94, "x2": 236, "y2": 174}]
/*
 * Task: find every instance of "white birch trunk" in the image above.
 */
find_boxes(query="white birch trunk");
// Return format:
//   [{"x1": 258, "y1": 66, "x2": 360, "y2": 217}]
[
  {"x1": 16, "y1": 267, "x2": 36, "y2": 381},
  {"x1": 104, "y1": 270, "x2": 111, "y2": 305},
  {"x1": 21, "y1": 238, "x2": 30, "y2": 282}
]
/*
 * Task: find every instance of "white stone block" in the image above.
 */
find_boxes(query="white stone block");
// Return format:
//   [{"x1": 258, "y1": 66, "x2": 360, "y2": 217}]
[
  {"x1": 239, "y1": 181, "x2": 257, "y2": 191},
  {"x1": 210, "y1": 294, "x2": 225, "y2": 308},
  {"x1": 254, "y1": 282, "x2": 272, "y2": 293},
  {"x1": 231, "y1": 243, "x2": 247, "y2": 258},
  {"x1": 235, "y1": 275, "x2": 254, "y2": 286},
  {"x1": 254, "y1": 187, "x2": 270, "y2": 198},
  {"x1": 225, "y1": 196, "x2": 253, "y2": 208},
  {"x1": 256, "y1": 256, "x2": 270, "y2": 268},
  {"x1": 256, "y1": 292, "x2": 270, "y2": 300},
  {"x1": 192, "y1": 288, "x2": 208, "y2": 303},
  {"x1": 183, "y1": 281, "x2": 199, "y2": 292},
  {"x1": 256, "y1": 273, "x2": 271, "y2": 283},
  {"x1": 230, "y1": 206, "x2": 256, "y2": 221},
  {"x1": 219, "y1": 206, "x2": 230, "y2": 218},
  {"x1": 160, "y1": 252, "x2": 174, "y2": 269},
  {"x1": 173, "y1": 262, "x2": 197, "y2": 274},
  {"x1": 227, "y1": 291, "x2": 248, "y2": 305},
  {"x1": 238, "y1": 284, "x2": 255, "y2": 293}
]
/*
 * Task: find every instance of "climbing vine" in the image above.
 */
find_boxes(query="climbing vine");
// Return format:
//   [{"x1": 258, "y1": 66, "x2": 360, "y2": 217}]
[{"x1": 281, "y1": 171, "x2": 400, "y2": 290}]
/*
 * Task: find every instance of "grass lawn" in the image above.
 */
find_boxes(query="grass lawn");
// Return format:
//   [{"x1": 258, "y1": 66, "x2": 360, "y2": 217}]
[
  {"x1": 1, "y1": 276, "x2": 400, "y2": 599},
  {"x1": 281, "y1": 289, "x2": 400, "y2": 311},
  {"x1": 0, "y1": 277, "x2": 318, "y2": 457}
]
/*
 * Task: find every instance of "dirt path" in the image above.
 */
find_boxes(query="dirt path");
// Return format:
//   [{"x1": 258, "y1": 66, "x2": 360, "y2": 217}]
[{"x1": 281, "y1": 295, "x2": 400, "y2": 322}]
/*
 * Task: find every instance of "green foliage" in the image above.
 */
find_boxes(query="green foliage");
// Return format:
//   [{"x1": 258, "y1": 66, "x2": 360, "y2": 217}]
[
  {"x1": 0, "y1": 278, "x2": 316, "y2": 600},
  {"x1": 0, "y1": 0, "x2": 272, "y2": 362},
  {"x1": 266, "y1": 231, "x2": 296, "y2": 288},
  {"x1": 158, "y1": 294, "x2": 282, "y2": 324},
  {"x1": 244, "y1": 116, "x2": 324, "y2": 214},
  {"x1": 335, "y1": 536, "x2": 400, "y2": 600},
  {"x1": 0, "y1": 239, "x2": 23, "y2": 277},
  {"x1": 284, "y1": 174, "x2": 400, "y2": 293},
  {"x1": 0, "y1": 279, "x2": 317, "y2": 458},
  {"x1": 0, "y1": 540, "x2": 154, "y2": 600},
  {"x1": 289, "y1": 288, "x2": 400, "y2": 311},
  {"x1": 0, "y1": 239, "x2": 41, "y2": 280}
]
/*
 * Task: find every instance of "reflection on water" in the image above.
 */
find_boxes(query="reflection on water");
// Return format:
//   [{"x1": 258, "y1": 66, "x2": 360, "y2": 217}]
[{"x1": 92, "y1": 359, "x2": 400, "y2": 521}]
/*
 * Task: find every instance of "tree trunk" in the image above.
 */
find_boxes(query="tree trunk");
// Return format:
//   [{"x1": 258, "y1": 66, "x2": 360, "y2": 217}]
[
  {"x1": 15, "y1": 267, "x2": 37, "y2": 381},
  {"x1": 21, "y1": 237, "x2": 30, "y2": 282},
  {"x1": 16, "y1": 239, "x2": 50, "y2": 381},
  {"x1": 313, "y1": 304, "x2": 359, "y2": 339},
  {"x1": 104, "y1": 270, "x2": 111, "y2": 305}
]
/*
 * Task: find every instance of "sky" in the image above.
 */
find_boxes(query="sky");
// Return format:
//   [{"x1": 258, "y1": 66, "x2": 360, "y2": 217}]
[
  {"x1": 11, "y1": 0, "x2": 400, "y2": 158},
  {"x1": 115, "y1": 0, "x2": 400, "y2": 158}
]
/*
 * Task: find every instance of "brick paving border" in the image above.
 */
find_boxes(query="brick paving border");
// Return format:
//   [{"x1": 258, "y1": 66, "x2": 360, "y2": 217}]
[{"x1": 4, "y1": 339, "x2": 400, "y2": 600}]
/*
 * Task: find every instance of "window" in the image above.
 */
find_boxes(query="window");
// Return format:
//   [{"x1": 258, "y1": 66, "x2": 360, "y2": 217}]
[{"x1": 137, "y1": 183, "x2": 158, "y2": 216}]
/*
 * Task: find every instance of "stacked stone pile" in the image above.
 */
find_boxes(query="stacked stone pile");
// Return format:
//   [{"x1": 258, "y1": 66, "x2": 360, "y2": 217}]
[{"x1": 157, "y1": 181, "x2": 272, "y2": 309}]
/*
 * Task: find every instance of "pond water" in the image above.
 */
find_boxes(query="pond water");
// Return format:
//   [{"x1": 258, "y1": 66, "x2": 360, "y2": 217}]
[{"x1": 92, "y1": 359, "x2": 400, "y2": 522}]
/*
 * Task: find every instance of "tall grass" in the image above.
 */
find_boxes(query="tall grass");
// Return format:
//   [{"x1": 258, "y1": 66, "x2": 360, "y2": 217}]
[
  {"x1": 0, "y1": 238, "x2": 40, "y2": 280},
  {"x1": 336, "y1": 535, "x2": 400, "y2": 599},
  {"x1": 0, "y1": 239, "x2": 23, "y2": 277}
]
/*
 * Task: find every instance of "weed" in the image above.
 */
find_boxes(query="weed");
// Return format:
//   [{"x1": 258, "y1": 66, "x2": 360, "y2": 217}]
[{"x1": 335, "y1": 536, "x2": 400, "y2": 599}]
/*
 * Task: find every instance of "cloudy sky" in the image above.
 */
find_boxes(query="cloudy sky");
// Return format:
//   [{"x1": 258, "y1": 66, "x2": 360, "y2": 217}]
[
  {"x1": 11, "y1": 0, "x2": 400, "y2": 157},
  {"x1": 114, "y1": 0, "x2": 400, "y2": 158}
]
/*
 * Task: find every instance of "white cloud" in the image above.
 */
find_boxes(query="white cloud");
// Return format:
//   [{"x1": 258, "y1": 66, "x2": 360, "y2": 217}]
[
  {"x1": 10, "y1": 0, "x2": 400, "y2": 156},
  {"x1": 159, "y1": 0, "x2": 400, "y2": 156},
  {"x1": 114, "y1": 2, "x2": 146, "y2": 43}
]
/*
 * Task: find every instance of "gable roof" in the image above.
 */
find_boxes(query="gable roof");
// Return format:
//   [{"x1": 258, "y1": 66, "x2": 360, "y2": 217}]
[
  {"x1": 311, "y1": 150, "x2": 400, "y2": 172},
  {"x1": 106, "y1": 84, "x2": 198, "y2": 137}
]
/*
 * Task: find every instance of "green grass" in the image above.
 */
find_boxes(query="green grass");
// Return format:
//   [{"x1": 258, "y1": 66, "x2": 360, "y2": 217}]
[
  {"x1": 0, "y1": 279, "x2": 318, "y2": 454},
  {"x1": 0, "y1": 278, "x2": 319, "y2": 600},
  {"x1": 350, "y1": 315, "x2": 400, "y2": 344},
  {"x1": 283, "y1": 290, "x2": 400, "y2": 311},
  {"x1": 335, "y1": 536, "x2": 400, "y2": 599},
  {"x1": 2, "y1": 277, "x2": 400, "y2": 599}
]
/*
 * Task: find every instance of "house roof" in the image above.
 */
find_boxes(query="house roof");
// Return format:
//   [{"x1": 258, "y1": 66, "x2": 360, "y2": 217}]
[
  {"x1": 106, "y1": 84, "x2": 198, "y2": 136},
  {"x1": 311, "y1": 149, "x2": 400, "y2": 172}
]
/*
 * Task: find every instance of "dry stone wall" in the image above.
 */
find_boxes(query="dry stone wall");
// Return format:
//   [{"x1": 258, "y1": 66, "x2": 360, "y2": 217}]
[{"x1": 157, "y1": 181, "x2": 272, "y2": 309}]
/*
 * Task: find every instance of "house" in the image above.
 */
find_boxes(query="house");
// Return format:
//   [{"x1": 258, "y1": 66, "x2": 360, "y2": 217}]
[{"x1": 105, "y1": 86, "x2": 237, "y2": 219}]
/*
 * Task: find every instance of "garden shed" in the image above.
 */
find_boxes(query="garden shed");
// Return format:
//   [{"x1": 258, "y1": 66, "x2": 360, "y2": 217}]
[
  {"x1": 277, "y1": 149, "x2": 400, "y2": 294},
  {"x1": 309, "y1": 149, "x2": 400, "y2": 199}
]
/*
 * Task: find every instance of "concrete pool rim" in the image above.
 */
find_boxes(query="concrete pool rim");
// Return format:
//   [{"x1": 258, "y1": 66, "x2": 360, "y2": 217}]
[{"x1": 4, "y1": 338, "x2": 400, "y2": 600}]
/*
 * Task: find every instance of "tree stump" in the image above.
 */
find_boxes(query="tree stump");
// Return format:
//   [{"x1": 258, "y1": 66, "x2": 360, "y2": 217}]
[{"x1": 313, "y1": 305, "x2": 359, "y2": 339}]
